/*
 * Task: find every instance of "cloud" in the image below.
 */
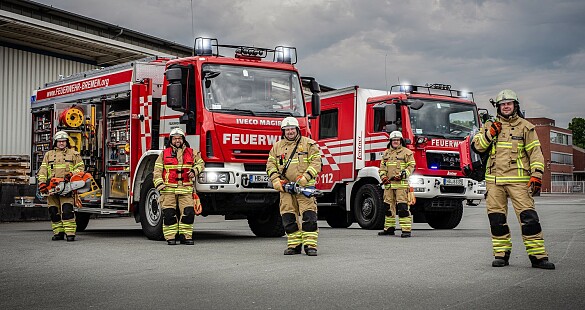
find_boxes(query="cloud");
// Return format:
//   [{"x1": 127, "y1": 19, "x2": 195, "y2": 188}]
[{"x1": 35, "y1": 0, "x2": 585, "y2": 127}]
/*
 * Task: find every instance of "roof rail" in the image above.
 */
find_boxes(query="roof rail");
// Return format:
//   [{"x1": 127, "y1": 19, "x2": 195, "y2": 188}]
[{"x1": 390, "y1": 83, "x2": 474, "y2": 102}]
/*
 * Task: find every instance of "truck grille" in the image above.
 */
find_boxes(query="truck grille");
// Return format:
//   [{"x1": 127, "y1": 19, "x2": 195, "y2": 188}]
[
  {"x1": 244, "y1": 164, "x2": 266, "y2": 171},
  {"x1": 232, "y1": 149, "x2": 269, "y2": 161},
  {"x1": 426, "y1": 151, "x2": 460, "y2": 171}
]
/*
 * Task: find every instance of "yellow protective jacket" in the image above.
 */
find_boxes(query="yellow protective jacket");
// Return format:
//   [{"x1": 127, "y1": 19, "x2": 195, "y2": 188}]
[
  {"x1": 37, "y1": 148, "x2": 84, "y2": 183},
  {"x1": 379, "y1": 145, "x2": 415, "y2": 189},
  {"x1": 153, "y1": 145, "x2": 204, "y2": 195},
  {"x1": 266, "y1": 136, "x2": 321, "y2": 186},
  {"x1": 472, "y1": 114, "x2": 544, "y2": 184}
]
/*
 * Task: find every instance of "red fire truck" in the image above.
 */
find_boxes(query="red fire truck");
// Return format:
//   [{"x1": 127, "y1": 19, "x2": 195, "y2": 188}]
[
  {"x1": 312, "y1": 84, "x2": 484, "y2": 230},
  {"x1": 29, "y1": 37, "x2": 321, "y2": 240}
]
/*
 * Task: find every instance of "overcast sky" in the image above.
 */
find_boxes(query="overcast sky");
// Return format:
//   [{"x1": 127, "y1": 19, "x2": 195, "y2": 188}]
[{"x1": 36, "y1": 0, "x2": 584, "y2": 128}]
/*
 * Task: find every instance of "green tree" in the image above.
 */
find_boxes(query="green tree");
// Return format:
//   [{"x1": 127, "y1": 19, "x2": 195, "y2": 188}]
[{"x1": 568, "y1": 117, "x2": 585, "y2": 148}]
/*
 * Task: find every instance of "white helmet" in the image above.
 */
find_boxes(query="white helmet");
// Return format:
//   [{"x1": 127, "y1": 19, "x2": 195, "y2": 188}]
[
  {"x1": 281, "y1": 117, "x2": 299, "y2": 129},
  {"x1": 170, "y1": 128, "x2": 185, "y2": 137},
  {"x1": 54, "y1": 131, "x2": 70, "y2": 141},
  {"x1": 389, "y1": 131, "x2": 403, "y2": 140}
]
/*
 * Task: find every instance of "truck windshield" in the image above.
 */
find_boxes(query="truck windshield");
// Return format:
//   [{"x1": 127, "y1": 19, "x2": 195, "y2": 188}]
[
  {"x1": 410, "y1": 100, "x2": 479, "y2": 140},
  {"x1": 202, "y1": 64, "x2": 305, "y2": 117}
]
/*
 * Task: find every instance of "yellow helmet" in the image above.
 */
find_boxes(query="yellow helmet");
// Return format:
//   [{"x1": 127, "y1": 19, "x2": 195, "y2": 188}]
[
  {"x1": 281, "y1": 117, "x2": 299, "y2": 129},
  {"x1": 53, "y1": 131, "x2": 70, "y2": 141},
  {"x1": 389, "y1": 131, "x2": 403, "y2": 140},
  {"x1": 495, "y1": 89, "x2": 519, "y2": 104}
]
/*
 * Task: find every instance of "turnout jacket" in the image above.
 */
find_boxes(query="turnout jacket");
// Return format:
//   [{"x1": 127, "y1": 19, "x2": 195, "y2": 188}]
[
  {"x1": 37, "y1": 148, "x2": 84, "y2": 183},
  {"x1": 153, "y1": 145, "x2": 204, "y2": 195},
  {"x1": 266, "y1": 136, "x2": 322, "y2": 186},
  {"x1": 379, "y1": 145, "x2": 415, "y2": 189},
  {"x1": 472, "y1": 114, "x2": 544, "y2": 184}
]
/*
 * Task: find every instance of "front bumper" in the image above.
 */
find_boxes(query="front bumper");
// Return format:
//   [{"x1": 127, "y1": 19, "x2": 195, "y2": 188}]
[{"x1": 409, "y1": 176, "x2": 485, "y2": 200}]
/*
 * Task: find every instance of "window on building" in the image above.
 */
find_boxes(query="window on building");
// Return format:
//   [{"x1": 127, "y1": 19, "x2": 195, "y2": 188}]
[
  {"x1": 551, "y1": 173, "x2": 573, "y2": 181},
  {"x1": 550, "y1": 131, "x2": 573, "y2": 145},
  {"x1": 551, "y1": 152, "x2": 573, "y2": 165},
  {"x1": 319, "y1": 109, "x2": 338, "y2": 139}
]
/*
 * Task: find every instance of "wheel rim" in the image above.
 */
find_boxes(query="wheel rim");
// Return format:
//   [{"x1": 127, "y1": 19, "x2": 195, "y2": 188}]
[
  {"x1": 361, "y1": 196, "x2": 374, "y2": 221},
  {"x1": 145, "y1": 188, "x2": 160, "y2": 226}
]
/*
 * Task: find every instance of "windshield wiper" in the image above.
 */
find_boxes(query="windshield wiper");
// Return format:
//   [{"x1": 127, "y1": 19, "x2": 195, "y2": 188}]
[
  {"x1": 420, "y1": 133, "x2": 447, "y2": 139},
  {"x1": 212, "y1": 108, "x2": 256, "y2": 116},
  {"x1": 268, "y1": 111, "x2": 295, "y2": 116}
]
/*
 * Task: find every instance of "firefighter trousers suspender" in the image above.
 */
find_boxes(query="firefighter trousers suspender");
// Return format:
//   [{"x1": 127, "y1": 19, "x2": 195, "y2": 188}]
[{"x1": 280, "y1": 140, "x2": 300, "y2": 181}]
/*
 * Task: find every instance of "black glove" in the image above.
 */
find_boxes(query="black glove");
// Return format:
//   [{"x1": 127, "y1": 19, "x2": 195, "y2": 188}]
[
  {"x1": 400, "y1": 170, "x2": 407, "y2": 180},
  {"x1": 64, "y1": 172, "x2": 73, "y2": 182}
]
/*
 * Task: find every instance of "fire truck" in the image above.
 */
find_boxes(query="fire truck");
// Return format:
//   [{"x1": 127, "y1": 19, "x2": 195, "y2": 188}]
[
  {"x1": 29, "y1": 37, "x2": 321, "y2": 240},
  {"x1": 312, "y1": 84, "x2": 484, "y2": 230}
]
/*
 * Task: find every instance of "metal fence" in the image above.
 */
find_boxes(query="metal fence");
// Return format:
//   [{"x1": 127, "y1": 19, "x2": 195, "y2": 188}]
[{"x1": 550, "y1": 181, "x2": 585, "y2": 194}]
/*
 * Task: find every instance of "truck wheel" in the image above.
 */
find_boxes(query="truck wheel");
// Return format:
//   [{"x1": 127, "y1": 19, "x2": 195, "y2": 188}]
[
  {"x1": 247, "y1": 204, "x2": 285, "y2": 237},
  {"x1": 326, "y1": 207, "x2": 352, "y2": 228},
  {"x1": 353, "y1": 184, "x2": 385, "y2": 230},
  {"x1": 139, "y1": 175, "x2": 164, "y2": 240},
  {"x1": 425, "y1": 202, "x2": 464, "y2": 229},
  {"x1": 75, "y1": 212, "x2": 91, "y2": 232}
]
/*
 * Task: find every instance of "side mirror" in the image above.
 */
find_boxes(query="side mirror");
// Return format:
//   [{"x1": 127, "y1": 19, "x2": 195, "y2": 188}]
[
  {"x1": 166, "y1": 68, "x2": 184, "y2": 111},
  {"x1": 309, "y1": 80, "x2": 321, "y2": 94},
  {"x1": 408, "y1": 99, "x2": 424, "y2": 110},
  {"x1": 311, "y1": 93, "x2": 321, "y2": 118}
]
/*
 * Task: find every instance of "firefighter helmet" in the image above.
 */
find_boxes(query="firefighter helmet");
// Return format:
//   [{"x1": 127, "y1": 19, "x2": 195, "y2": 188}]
[
  {"x1": 170, "y1": 128, "x2": 185, "y2": 137},
  {"x1": 281, "y1": 117, "x2": 299, "y2": 129},
  {"x1": 495, "y1": 89, "x2": 519, "y2": 104},
  {"x1": 389, "y1": 131, "x2": 403, "y2": 140},
  {"x1": 54, "y1": 131, "x2": 70, "y2": 141}
]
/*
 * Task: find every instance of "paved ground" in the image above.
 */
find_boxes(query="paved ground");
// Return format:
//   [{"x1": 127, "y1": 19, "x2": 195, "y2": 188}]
[{"x1": 1, "y1": 194, "x2": 584, "y2": 309}]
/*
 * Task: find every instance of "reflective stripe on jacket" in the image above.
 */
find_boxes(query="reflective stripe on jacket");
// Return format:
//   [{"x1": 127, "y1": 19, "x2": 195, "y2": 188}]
[
  {"x1": 379, "y1": 145, "x2": 415, "y2": 189},
  {"x1": 37, "y1": 148, "x2": 84, "y2": 183}
]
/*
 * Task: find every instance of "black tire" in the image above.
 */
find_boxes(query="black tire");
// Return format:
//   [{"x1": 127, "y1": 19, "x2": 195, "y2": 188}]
[
  {"x1": 326, "y1": 207, "x2": 352, "y2": 228},
  {"x1": 75, "y1": 212, "x2": 91, "y2": 232},
  {"x1": 139, "y1": 174, "x2": 164, "y2": 240},
  {"x1": 425, "y1": 203, "x2": 464, "y2": 229},
  {"x1": 247, "y1": 204, "x2": 285, "y2": 237},
  {"x1": 353, "y1": 184, "x2": 385, "y2": 230}
]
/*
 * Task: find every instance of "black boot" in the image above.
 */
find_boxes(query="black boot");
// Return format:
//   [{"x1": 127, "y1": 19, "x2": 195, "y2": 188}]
[
  {"x1": 492, "y1": 252, "x2": 510, "y2": 267},
  {"x1": 304, "y1": 245, "x2": 318, "y2": 256},
  {"x1": 529, "y1": 256, "x2": 555, "y2": 270},
  {"x1": 183, "y1": 239, "x2": 194, "y2": 245},
  {"x1": 66, "y1": 235, "x2": 75, "y2": 242},
  {"x1": 378, "y1": 227, "x2": 395, "y2": 236},
  {"x1": 167, "y1": 239, "x2": 177, "y2": 245},
  {"x1": 52, "y1": 232, "x2": 65, "y2": 241},
  {"x1": 401, "y1": 231, "x2": 411, "y2": 238},
  {"x1": 284, "y1": 244, "x2": 302, "y2": 255}
]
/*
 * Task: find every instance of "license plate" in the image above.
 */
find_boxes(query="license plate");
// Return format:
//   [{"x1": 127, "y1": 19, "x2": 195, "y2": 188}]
[
  {"x1": 250, "y1": 174, "x2": 269, "y2": 183},
  {"x1": 443, "y1": 178, "x2": 463, "y2": 186}
]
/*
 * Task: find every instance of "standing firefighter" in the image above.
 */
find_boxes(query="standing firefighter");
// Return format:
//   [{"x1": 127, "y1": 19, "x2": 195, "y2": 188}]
[
  {"x1": 153, "y1": 128, "x2": 205, "y2": 245},
  {"x1": 37, "y1": 131, "x2": 85, "y2": 241},
  {"x1": 378, "y1": 131, "x2": 416, "y2": 238},
  {"x1": 472, "y1": 89, "x2": 555, "y2": 269},
  {"x1": 267, "y1": 117, "x2": 322, "y2": 256}
]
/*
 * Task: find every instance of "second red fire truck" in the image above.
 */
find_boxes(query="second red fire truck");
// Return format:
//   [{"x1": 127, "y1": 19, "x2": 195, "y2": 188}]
[{"x1": 311, "y1": 84, "x2": 485, "y2": 230}]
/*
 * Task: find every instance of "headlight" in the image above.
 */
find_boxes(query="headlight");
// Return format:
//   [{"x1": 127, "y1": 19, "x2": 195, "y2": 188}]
[
  {"x1": 479, "y1": 181, "x2": 486, "y2": 187},
  {"x1": 198, "y1": 171, "x2": 231, "y2": 184},
  {"x1": 409, "y1": 177, "x2": 424, "y2": 185}
]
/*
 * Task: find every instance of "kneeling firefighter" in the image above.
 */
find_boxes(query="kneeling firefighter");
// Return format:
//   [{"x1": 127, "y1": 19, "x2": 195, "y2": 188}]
[
  {"x1": 37, "y1": 131, "x2": 85, "y2": 242},
  {"x1": 266, "y1": 117, "x2": 322, "y2": 256},
  {"x1": 153, "y1": 128, "x2": 205, "y2": 245}
]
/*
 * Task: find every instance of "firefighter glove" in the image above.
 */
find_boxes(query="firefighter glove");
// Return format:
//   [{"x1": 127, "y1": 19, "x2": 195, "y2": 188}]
[
  {"x1": 38, "y1": 182, "x2": 49, "y2": 193},
  {"x1": 391, "y1": 175, "x2": 402, "y2": 181},
  {"x1": 296, "y1": 175, "x2": 309, "y2": 187},
  {"x1": 489, "y1": 121, "x2": 502, "y2": 138},
  {"x1": 272, "y1": 178, "x2": 286, "y2": 192},
  {"x1": 400, "y1": 170, "x2": 407, "y2": 180},
  {"x1": 528, "y1": 176, "x2": 542, "y2": 196},
  {"x1": 64, "y1": 172, "x2": 73, "y2": 182},
  {"x1": 381, "y1": 176, "x2": 391, "y2": 185}
]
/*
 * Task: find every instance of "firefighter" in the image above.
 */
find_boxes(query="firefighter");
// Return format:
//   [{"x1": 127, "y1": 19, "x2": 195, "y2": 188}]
[
  {"x1": 37, "y1": 131, "x2": 85, "y2": 242},
  {"x1": 266, "y1": 117, "x2": 322, "y2": 256},
  {"x1": 378, "y1": 131, "x2": 416, "y2": 237},
  {"x1": 472, "y1": 89, "x2": 555, "y2": 269},
  {"x1": 153, "y1": 128, "x2": 205, "y2": 245}
]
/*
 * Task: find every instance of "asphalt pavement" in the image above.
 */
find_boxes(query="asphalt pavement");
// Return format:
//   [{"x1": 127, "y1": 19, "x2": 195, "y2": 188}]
[{"x1": 1, "y1": 194, "x2": 584, "y2": 309}]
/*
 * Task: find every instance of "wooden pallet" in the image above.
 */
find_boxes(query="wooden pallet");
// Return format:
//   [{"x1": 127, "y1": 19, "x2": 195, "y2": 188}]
[
  {"x1": 0, "y1": 175, "x2": 30, "y2": 184},
  {"x1": 0, "y1": 168, "x2": 30, "y2": 176},
  {"x1": 0, "y1": 155, "x2": 30, "y2": 162}
]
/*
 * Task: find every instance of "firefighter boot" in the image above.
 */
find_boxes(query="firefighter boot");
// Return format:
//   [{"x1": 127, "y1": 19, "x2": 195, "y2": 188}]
[
  {"x1": 304, "y1": 245, "x2": 318, "y2": 256},
  {"x1": 378, "y1": 227, "x2": 395, "y2": 236},
  {"x1": 183, "y1": 238, "x2": 194, "y2": 245},
  {"x1": 401, "y1": 231, "x2": 411, "y2": 238},
  {"x1": 529, "y1": 256, "x2": 555, "y2": 270},
  {"x1": 284, "y1": 244, "x2": 302, "y2": 255},
  {"x1": 492, "y1": 251, "x2": 510, "y2": 267},
  {"x1": 52, "y1": 232, "x2": 65, "y2": 241},
  {"x1": 167, "y1": 239, "x2": 177, "y2": 245},
  {"x1": 66, "y1": 235, "x2": 75, "y2": 242}
]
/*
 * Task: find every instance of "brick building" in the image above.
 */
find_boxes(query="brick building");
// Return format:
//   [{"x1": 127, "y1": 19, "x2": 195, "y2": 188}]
[
  {"x1": 573, "y1": 146, "x2": 585, "y2": 182},
  {"x1": 526, "y1": 118, "x2": 573, "y2": 192}
]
